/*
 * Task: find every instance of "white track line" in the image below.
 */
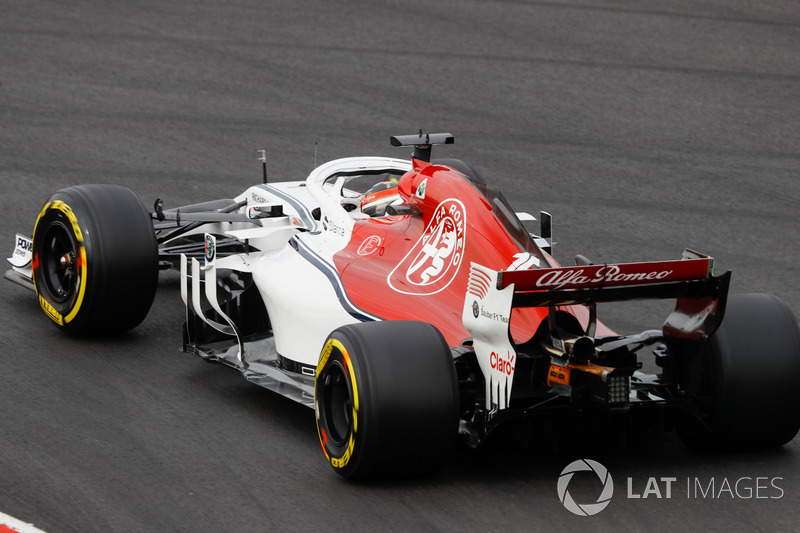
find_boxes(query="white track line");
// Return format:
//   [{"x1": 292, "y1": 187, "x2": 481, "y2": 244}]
[{"x1": 0, "y1": 512, "x2": 47, "y2": 533}]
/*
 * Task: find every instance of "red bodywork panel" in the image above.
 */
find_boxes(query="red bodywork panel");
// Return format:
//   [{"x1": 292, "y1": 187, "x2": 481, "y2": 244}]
[{"x1": 332, "y1": 161, "x2": 582, "y2": 346}]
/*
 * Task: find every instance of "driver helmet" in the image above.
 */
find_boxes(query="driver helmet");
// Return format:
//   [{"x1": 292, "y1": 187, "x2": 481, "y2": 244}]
[{"x1": 360, "y1": 180, "x2": 400, "y2": 217}]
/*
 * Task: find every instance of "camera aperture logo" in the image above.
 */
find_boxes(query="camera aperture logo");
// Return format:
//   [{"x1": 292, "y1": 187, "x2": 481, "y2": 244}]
[{"x1": 558, "y1": 459, "x2": 614, "y2": 516}]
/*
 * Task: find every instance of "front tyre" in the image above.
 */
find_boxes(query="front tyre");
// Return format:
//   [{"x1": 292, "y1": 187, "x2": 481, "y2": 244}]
[
  {"x1": 677, "y1": 293, "x2": 800, "y2": 450},
  {"x1": 315, "y1": 321, "x2": 459, "y2": 480},
  {"x1": 31, "y1": 184, "x2": 158, "y2": 334}
]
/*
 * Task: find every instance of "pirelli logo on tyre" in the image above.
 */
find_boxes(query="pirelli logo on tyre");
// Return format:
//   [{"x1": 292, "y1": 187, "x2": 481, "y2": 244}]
[
  {"x1": 387, "y1": 198, "x2": 466, "y2": 296},
  {"x1": 38, "y1": 294, "x2": 64, "y2": 326}
]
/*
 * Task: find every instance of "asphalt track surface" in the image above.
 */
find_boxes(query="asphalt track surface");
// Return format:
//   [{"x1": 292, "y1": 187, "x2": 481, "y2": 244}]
[{"x1": 2, "y1": 1, "x2": 799, "y2": 531}]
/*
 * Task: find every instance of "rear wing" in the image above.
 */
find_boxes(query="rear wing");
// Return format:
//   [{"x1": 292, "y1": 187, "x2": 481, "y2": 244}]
[
  {"x1": 462, "y1": 249, "x2": 730, "y2": 410},
  {"x1": 497, "y1": 251, "x2": 723, "y2": 308}
]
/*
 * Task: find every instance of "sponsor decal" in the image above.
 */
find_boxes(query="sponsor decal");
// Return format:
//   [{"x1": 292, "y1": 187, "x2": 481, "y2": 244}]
[
  {"x1": 536, "y1": 264, "x2": 673, "y2": 290},
  {"x1": 472, "y1": 300, "x2": 479, "y2": 319},
  {"x1": 357, "y1": 235, "x2": 382, "y2": 256},
  {"x1": 500, "y1": 257, "x2": 714, "y2": 292},
  {"x1": 479, "y1": 307, "x2": 509, "y2": 324},
  {"x1": 251, "y1": 192, "x2": 267, "y2": 203},
  {"x1": 415, "y1": 178, "x2": 427, "y2": 199},
  {"x1": 388, "y1": 199, "x2": 466, "y2": 295},
  {"x1": 16, "y1": 236, "x2": 32, "y2": 253},
  {"x1": 204, "y1": 234, "x2": 216, "y2": 263},
  {"x1": 490, "y1": 350, "x2": 515, "y2": 375},
  {"x1": 322, "y1": 215, "x2": 346, "y2": 237},
  {"x1": 11, "y1": 235, "x2": 33, "y2": 267},
  {"x1": 558, "y1": 459, "x2": 614, "y2": 516}
]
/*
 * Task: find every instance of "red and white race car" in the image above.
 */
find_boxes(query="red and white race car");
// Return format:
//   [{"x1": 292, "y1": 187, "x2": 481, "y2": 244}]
[{"x1": 7, "y1": 133, "x2": 800, "y2": 479}]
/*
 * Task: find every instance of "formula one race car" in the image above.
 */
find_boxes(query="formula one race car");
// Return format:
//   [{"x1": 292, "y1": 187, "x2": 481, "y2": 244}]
[{"x1": 7, "y1": 133, "x2": 800, "y2": 479}]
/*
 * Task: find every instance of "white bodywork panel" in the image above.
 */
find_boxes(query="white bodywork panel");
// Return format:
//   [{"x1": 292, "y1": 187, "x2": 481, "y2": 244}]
[
  {"x1": 181, "y1": 156, "x2": 413, "y2": 368},
  {"x1": 250, "y1": 243, "x2": 361, "y2": 366}
]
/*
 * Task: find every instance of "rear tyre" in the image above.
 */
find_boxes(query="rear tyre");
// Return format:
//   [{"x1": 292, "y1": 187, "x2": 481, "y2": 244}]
[
  {"x1": 315, "y1": 321, "x2": 459, "y2": 480},
  {"x1": 31, "y1": 184, "x2": 158, "y2": 334},
  {"x1": 677, "y1": 293, "x2": 800, "y2": 450}
]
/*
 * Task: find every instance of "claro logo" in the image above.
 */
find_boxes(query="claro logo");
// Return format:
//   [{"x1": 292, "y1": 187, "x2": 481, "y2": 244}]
[
  {"x1": 491, "y1": 351, "x2": 515, "y2": 375},
  {"x1": 387, "y1": 199, "x2": 466, "y2": 295}
]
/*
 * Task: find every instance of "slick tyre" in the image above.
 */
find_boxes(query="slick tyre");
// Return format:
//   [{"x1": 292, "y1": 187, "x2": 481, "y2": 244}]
[
  {"x1": 315, "y1": 321, "x2": 459, "y2": 480},
  {"x1": 678, "y1": 293, "x2": 800, "y2": 450},
  {"x1": 31, "y1": 184, "x2": 158, "y2": 334}
]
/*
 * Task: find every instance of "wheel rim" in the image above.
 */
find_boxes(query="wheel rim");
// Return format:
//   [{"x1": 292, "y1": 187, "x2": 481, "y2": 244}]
[
  {"x1": 322, "y1": 362, "x2": 353, "y2": 446},
  {"x1": 41, "y1": 221, "x2": 79, "y2": 303}
]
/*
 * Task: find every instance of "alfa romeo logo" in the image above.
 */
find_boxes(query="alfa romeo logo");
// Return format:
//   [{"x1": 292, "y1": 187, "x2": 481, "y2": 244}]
[
  {"x1": 472, "y1": 300, "x2": 479, "y2": 318},
  {"x1": 387, "y1": 198, "x2": 466, "y2": 295},
  {"x1": 557, "y1": 459, "x2": 614, "y2": 516}
]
